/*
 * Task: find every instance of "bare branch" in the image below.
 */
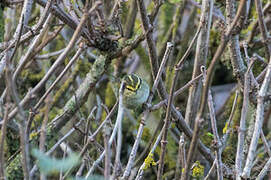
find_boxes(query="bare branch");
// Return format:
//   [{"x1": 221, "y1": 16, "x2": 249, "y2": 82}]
[
  {"x1": 255, "y1": 0, "x2": 271, "y2": 57},
  {"x1": 207, "y1": 90, "x2": 223, "y2": 180},
  {"x1": 242, "y1": 56, "x2": 271, "y2": 178}
]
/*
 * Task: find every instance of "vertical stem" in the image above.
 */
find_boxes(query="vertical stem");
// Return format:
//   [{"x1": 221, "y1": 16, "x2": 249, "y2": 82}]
[
  {"x1": 174, "y1": 135, "x2": 186, "y2": 180},
  {"x1": 184, "y1": 0, "x2": 213, "y2": 126},
  {"x1": 180, "y1": 116, "x2": 204, "y2": 180},
  {"x1": 196, "y1": 2, "x2": 247, "y2": 153},
  {"x1": 235, "y1": 64, "x2": 250, "y2": 179},
  {"x1": 255, "y1": 0, "x2": 271, "y2": 57},
  {"x1": 103, "y1": 122, "x2": 111, "y2": 179},
  {"x1": 157, "y1": 65, "x2": 177, "y2": 180},
  {"x1": 242, "y1": 57, "x2": 271, "y2": 178},
  {"x1": 0, "y1": 102, "x2": 9, "y2": 180},
  {"x1": 207, "y1": 90, "x2": 223, "y2": 180}
]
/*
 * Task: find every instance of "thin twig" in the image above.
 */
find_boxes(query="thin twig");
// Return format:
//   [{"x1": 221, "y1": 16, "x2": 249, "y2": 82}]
[
  {"x1": 0, "y1": 0, "x2": 52, "y2": 56},
  {"x1": 133, "y1": 117, "x2": 164, "y2": 168},
  {"x1": 255, "y1": 0, "x2": 271, "y2": 57},
  {"x1": 0, "y1": 14, "x2": 53, "y2": 103},
  {"x1": 174, "y1": 134, "x2": 186, "y2": 180},
  {"x1": 207, "y1": 90, "x2": 223, "y2": 180},
  {"x1": 203, "y1": 158, "x2": 217, "y2": 180},
  {"x1": 197, "y1": 0, "x2": 247, "y2": 123},
  {"x1": 103, "y1": 120, "x2": 111, "y2": 179},
  {"x1": 0, "y1": 100, "x2": 10, "y2": 180},
  {"x1": 221, "y1": 90, "x2": 239, "y2": 150},
  {"x1": 235, "y1": 59, "x2": 252, "y2": 179},
  {"x1": 242, "y1": 56, "x2": 271, "y2": 178},
  {"x1": 113, "y1": 97, "x2": 123, "y2": 178},
  {"x1": 156, "y1": 44, "x2": 176, "y2": 179},
  {"x1": 30, "y1": 120, "x2": 83, "y2": 177},
  {"x1": 34, "y1": 49, "x2": 65, "y2": 60},
  {"x1": 85, "y1": 81, "x2": 125, "y2": 177},
  {"x1": 247, "y1": 2, "x2": 271, "y2": 44},
  {"x1": 260, "y1": 130, "x2": 271, "y2": 157},
  {"x1": 256, "y1": 156, "x2": 271, "y2": 179},
  {"x1": 34, "y1": 45, "x2": 85, "y2": 111},
  {"x1": 151, "y1": 73, "x2": 203, "y2": 111},
  {"x1": 39, "y1": 96, "x2": 51, "y2": 180},
  {"x1": 184, "y1": 0, "x2": 213, "y2": 126},
  {"x1": 135, "y1": 130, "x2": 163, "y2": 180}
]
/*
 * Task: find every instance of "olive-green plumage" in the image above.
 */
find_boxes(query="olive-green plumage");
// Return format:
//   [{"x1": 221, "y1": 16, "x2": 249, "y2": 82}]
[{"x1": 122, "y1": 74, "x2": 150, "y2": 109}]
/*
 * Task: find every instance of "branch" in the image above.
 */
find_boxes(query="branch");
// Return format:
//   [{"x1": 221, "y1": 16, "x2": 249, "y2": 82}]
[
  {"x1": 242, "y1": 56, "x2": 271, "y2": 178},
  {"x1": 7, "y1": 3, "x2": 100, "y2": 121},
  {"x1": 85, "y1": 82, "x2": 125, "y2": 178},
  {"x1": 255, "y1": 0, "x2": 271, "y2": 57},
  {"x1": 0, "y1": 100, "x2": 10, "y2": 179},
  {"x1": 197, "y1": 0, "x2": 247, "y2": 128},
  {"x1": 184, "y1": 0, "x2": 213, "y2": 125},
  {"x1": 207, "y1": 90, "x2": 223, "y2": 180},
  {"x1": 1, "y1": 14, "x2": 53, "y2": 103},
  {"x1": 235, "y1": 59, "x2": 252, "y2": 179},
  {"x1": 226, "y1": 0, "x2": 246, "y2": 88},
  {"x1": 256, "y1": 155, "x2": 271, "y2": 179},
  {"x1": 156, "y1": 43, "x2": 176, "y2": 180}
]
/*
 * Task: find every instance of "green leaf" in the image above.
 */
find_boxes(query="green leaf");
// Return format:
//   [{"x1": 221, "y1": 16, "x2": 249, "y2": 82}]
[
  {"x1": 206, "y1": 132, "x2": 214, "y2": 138},
  {"x1": 32, "y1": 149, "x2": 80, "y2": 175}
]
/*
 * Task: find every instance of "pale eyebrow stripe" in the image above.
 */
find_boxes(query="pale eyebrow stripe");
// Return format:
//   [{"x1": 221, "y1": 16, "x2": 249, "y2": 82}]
[{"x1": 128, "y1": 75, "x2": 134, "y2": 84}]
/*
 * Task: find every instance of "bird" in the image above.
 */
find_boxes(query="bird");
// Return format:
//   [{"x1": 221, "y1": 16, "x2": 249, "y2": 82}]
[{"x1": 122, "y1": 74, "x2": 150, "y2": 110}]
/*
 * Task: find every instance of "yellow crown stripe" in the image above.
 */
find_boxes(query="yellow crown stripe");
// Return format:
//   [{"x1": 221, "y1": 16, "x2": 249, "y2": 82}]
[
  {"x1": 135, "y1": 75, "x2": 141, "y2": 90},
  {"x1": 128, "y1": 75, "x2": 134, "y2": 84},
  {"x1": 125, "y1": 74, "x2": 142, "y2": 92}
]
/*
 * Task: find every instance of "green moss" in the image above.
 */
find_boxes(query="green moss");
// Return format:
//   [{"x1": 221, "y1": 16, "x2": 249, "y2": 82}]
[
  {"x1": 165, "y1": 67, "x2": 175, "y2": 91},
  {"x1": 257, "y1": 152, "x2": 265, "y2": 159},
  {"x1": 0, "y1": 7, "x2": 4, "y2": 42},
  {"x1": 77, "y1": 58, "x2": 92, "y2": 77},
  {"x1": 6, "y1": 154, "x2": 24, "y2": 180},
  {"x1": 105, "y1": 83, "x2": 116, "y2": 108},
  {"x1": 166, "y1": 135, "x2": 178, "y2": 169},
  {"x1": 89, "y1": 55, "x2": 107, "y2": 81},
  {"x1": 52, "y1": 33, "x2": 66, "y2": 51},
  {"x1": 253, "y1": 60, "x2": 266, "y2": 77},
  {"x1": 154, "y1": 134, "x2": 178, "y2": 172},
  {"x1": 120, "y1": 2, "x2": 128, "y2": 25},
  {"x1": 5, "y1": 128, "x2": 20, "y2": 158},
  {"x1": 52, "y1": 60, "x2": 83, "y2": 107},
  {"x1": 135, "y1": 45, "x2": 151, "y2": 75},
  {"x1": 159, "y1": 2, "x2": 174, "y2": 37},
  {"x1": 52, "y1": 77, "x2": 74, "y2": 105},
  {"x1": 220, "y1": 93, "x2": 243, "y2": 165},
  {"x1": 146, "y1": 1, "x2": 155, "y2": 13},
  {"x1": 142, "y1": 128, "x2": 151, "y2": 142},
  {"x1": 65, "y1": 99, "x2": 77, "y2": 114},
  {"x1": 63, "y1": 55, "x2": 107, "y2": 114},
  {"x1": 19, "y1": 68, "x2": 45, "y2": 96}
]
